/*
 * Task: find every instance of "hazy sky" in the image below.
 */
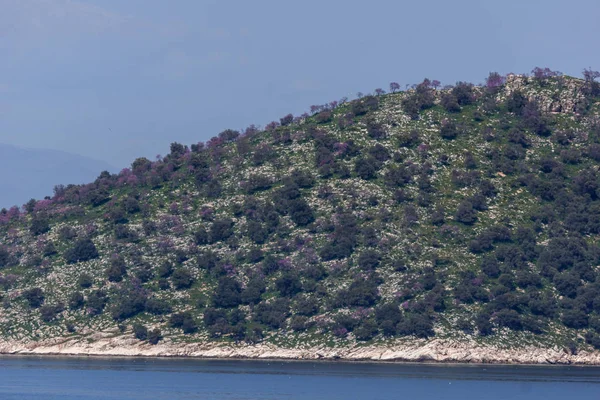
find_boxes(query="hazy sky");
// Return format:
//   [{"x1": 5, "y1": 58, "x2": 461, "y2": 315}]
[{"x1": 1, "y1": 0, "x2": 599, "y2": 168}]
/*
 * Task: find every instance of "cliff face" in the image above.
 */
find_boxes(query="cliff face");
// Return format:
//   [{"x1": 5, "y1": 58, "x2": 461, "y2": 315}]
[{"x1": 1, "y1": 73, "x2": 600, "y2": 362}]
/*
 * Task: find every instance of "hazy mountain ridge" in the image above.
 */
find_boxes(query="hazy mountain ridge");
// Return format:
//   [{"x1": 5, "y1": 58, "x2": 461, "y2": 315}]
[{"x1": 0, "y1": 144, "x2": 116, "y2": 208}]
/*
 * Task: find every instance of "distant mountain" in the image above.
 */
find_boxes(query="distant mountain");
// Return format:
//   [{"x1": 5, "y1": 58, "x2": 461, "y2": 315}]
[{"x1": 0, "y1": 144, "x2": 116, "y2": 208}]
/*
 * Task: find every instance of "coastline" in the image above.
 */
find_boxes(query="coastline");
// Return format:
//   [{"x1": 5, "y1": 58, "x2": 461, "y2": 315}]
[{"x1": 2, "y1": 335, "x2": 600, "y2": 366}]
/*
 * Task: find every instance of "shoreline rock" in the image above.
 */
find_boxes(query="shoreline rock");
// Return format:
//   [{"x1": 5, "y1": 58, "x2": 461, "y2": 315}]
[{"x1": 2, "y1": 336, "x2": 600, "y2": 365}]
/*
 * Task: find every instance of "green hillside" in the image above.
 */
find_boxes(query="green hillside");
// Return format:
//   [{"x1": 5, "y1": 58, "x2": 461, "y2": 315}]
[{"x1": 2, "y1": 71, "x2": 600, "y2": 353}]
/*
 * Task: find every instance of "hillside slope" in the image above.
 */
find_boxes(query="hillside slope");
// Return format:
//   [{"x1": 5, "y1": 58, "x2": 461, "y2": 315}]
[{"x1": 2, "y1": 71, "x2": 600, "y2": 362}]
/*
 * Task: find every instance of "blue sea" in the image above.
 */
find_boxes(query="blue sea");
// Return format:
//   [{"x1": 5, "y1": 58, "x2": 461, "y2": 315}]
[{"x1": 1, "y1": 356, "x2": 599, "y2": 399}]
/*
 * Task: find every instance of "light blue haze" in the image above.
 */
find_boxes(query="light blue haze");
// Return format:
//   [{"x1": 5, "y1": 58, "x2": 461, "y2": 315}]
[{"x1": 1, "y1": 0, "x2": 599, "y2": 167}]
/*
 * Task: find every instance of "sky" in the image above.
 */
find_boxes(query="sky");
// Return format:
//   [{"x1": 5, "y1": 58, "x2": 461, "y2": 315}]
[{"x1": 1, "y1": 0, "x2": 599, "y2": 168}]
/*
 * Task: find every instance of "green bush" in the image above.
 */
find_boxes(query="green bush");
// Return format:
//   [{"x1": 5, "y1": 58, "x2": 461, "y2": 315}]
[
  {"x1": 65, "y1": 238, "x2": 99, "y2": 264},
  {"x1": 86, "y1": 290, "x2": 108, "y2": 316},
  {"x1": 77, "y1": 273, "x2": 94, "y2": 288},
  {"x1": 133, "y1": 323, "x2": 148, "y2": 340},
  {"x1": 68, "y1": 292, "x2": 85, "y2": 310},
  {"x1": 275, "y1": 273, "x2": 302, "y2": 297},
  {"x1": 171, "y1": 269, "x2": 194, "y2": 290},
  {"x1": 145, "y1": 298, "x2": 172, "y2": 315},
  {"x1": 213, "y1": 277, "x2": 242, "y2": 308},
  {"x1": 40, "y1": 303, "x2": 64, "y2": 322},
  {"x1": 253, "y1": 299, "x2": 290, "y2": 329},
  {"x1": 169, "y1": 311, "x2": 198, "y2": 334},
  {"x1": 23, "y1": 288, "x2": 44, "y2": 308}
]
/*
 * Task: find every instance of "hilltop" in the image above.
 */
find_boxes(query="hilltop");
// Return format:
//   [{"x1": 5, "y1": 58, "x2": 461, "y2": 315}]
[{"x1": 2, "y1": 69, "x2": 600, "y2": 364}]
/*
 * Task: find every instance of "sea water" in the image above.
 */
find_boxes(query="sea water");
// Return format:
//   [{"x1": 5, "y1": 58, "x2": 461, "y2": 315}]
[{"x1": 1, "y1": 356, "x2": 599, "y2": 399}]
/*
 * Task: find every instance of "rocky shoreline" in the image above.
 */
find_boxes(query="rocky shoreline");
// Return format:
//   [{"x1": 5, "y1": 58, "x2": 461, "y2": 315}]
[{"x1": 2, "y1": 334, "x2": 600, "y2": 365}]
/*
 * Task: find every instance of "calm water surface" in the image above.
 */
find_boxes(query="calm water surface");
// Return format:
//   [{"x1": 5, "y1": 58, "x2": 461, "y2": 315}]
[{"x1": 1, "y1": 356, "x2": 599, "y2": 399}]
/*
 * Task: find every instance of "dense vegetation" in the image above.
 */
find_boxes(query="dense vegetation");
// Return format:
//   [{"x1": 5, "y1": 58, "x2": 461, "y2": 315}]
[{"x1": 2, "y1": 68, "x2": 600, "y2": 352}]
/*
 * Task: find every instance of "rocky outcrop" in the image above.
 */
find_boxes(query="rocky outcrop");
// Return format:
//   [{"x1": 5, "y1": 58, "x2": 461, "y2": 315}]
[
  {"x1": 2, "y1": 334, "x2": 600, "y2": 365},
  {"x1": 502, "y1": 74, "x2": 588, "y2": 114}
]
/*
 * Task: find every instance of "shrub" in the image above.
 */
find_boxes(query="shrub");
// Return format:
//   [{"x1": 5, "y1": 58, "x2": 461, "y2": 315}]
[
  {"x1": 367, "y1": 122, "x2": 386, "y2": 140},
  {"x1": 23, "y1": 288, "x2": 44, "y2": 308},
  {"x1": 78, "y1": 273, "x2": 94, "y2": 288},
  {"x1": 315, "y1": 111, "x2": 332, "y2": 124},
  {"x1": 252, "y1": 145, "x2": 275, "y2": 166},
  {"x1": 0, "y1": 247, "x2": 11, "y2": 268},
  {"x1": 122, "y1": 196, "x2": 140, "y2": 214},
  {"x1": 553, "y1": 272, "x2": 581, "y2": 298},
  {"x1": 562, "y1": 309, "x2": 588, "y2": 329},
  {"x1": 354, "y1": 319, "x2": 379, "y2": 341},
  {"x1": 455, "y1": 201, "x2": 477, "y2": 224},
  {"x1": 337, "y1": 279, "x2": 380, "y2": 307},
  {"x1": 441, "y1": 94, "x2": 461, "y2": 113},
  {"x1": 280, "y1": 114, "x2": 294, "y2": 126},
  {"x1": 253, "y1": 299, "x2": 290, "y2": 329},
  {"x1": 135, "y1": 266, "x2": 154, "y2": 283},
  {"x1": 157, "y1": 261, "x2": 174, "y2": 278},
  {"x1": 351, "y1": 95, "x2": 379, "y2": 116},
  {"x1": 219, "y1": 129, "x2": 240, "y2": 142},
  {"x1": 40, "y1": 303, "x2": 64, "y2": 322},
  {"x1": 209, "y1": 219, "x2": 234, "y2": 243},
  {"x1": 452, "y1": 82, "x2": 475, "y2": 105},
  {"x1": 440, "y1": 120, "x2": 460, "y2": 140},
  {"x1": 241, "y1": 278, "x2": 265, "y2": 305},
  {"x1": 288, "y1": 199, "x2": 315, "y2": 226},
  {"x1": 529, "y1": 296, "x2": 557, "y2": 318},
  {"x1": 86, "y1": 290, "x2": 108, "y2": 315},
  {"x1": 507, "y1": 90, "x2": 528, "y2": 114},
  {"x1": 357, "y1": 250, "x2": 381, "y2": 270},
  {"x1": 495, "y1": 309, "x2": 522, "y2": 330},
  {"x1": 142, "y1": 220, "x2": 158, "y2": 236},
  {"x1": 275, "y1": 273, "x2": 303, "y2": 297},
  {"x1": 158, "y1": 278, "x2": 170, "y2": 290},
  {"x1": 43, "y1": 242, "x2": 57, "y2": 257},
  {"x1": 105, "y1": 256, "x2": 127, "y2": 282},
  {"x1": 68, "y1": 292, "x2": 85, "y2": 310},
  {"x1": 397, "y1": 313, "x2": 434, "y2": 338},
  {"x1": 213, "y1": 277, "x2": 242, "y2": 308},
  {"x1": 145, "y1": 297, "x2": 172, "y2": 315},
  {"x1": 169, "y1": 311, "x2": 198, "y2": 334},
  {"x1": 355, "y1": 157, "x2": 379, "y2": 180},
  {"x1": 114, "y1": 225, "x2": 138, "y2": 241},
  {"x1": 375, "y1": 303, "x2": 403, "y2": 329},
  {"x1": 475, "y1": 312, "x2": 493, "y2": 336},
  {"x1": 172, "y1": 268, "x2": 194, "y2": 290},
  {"x1": 133, "y1": 323, "x2": 148, "y2": 340},
  {"x1": 244, "y1": 174, "x2": 272, "y2": 194},
  {"x1": 246, "y1": 247, "x2": 264, "y2": 263},
  {"x1": 402, "y1": 80, "x2": 435, "y2": 119},
  {"x1": 30, "y1": 216, "x2": 50, "y2": 236},
  {"x1": 110, "y1": 286, "x2": 147, "y2": 320},
  {"x1": 194, "y1": 227, "x2": 209, "y2": 245},
  {"x1": 290, "y1": 170, "x2": 316, "y2": 188},
  {"x1": 203, "y1": 307, "x2": 228, "y2": 327},
  {"x1": 295, "y1": 297, "x2": 319, "y2": 316},
  {"x1": 586, "y1": 333, "x2": 600, "y2": 350},
  {"x1": 65, "y1": 238, "x2": 99, "y2": 264},
  {"x1": 290, "y1": 315, "x2": 309, "y2": 332}
]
